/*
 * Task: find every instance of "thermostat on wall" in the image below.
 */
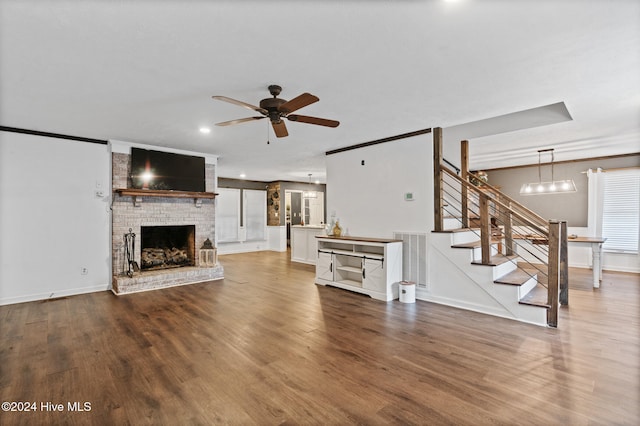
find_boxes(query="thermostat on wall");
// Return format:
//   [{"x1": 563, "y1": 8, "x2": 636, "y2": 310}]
[{"x1": 404, "y1": 192, "x2": 414, "y2": 201}]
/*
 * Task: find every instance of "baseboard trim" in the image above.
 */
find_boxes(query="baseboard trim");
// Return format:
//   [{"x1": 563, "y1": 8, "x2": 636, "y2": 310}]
[{"x1": 0, "y1": 284, "x2": 110, "y2": 306}]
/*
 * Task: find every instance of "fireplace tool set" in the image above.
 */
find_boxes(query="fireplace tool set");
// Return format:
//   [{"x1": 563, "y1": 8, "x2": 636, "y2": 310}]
[{"x1": 124, "y1": 228, "x2": 139, "y2": 277}]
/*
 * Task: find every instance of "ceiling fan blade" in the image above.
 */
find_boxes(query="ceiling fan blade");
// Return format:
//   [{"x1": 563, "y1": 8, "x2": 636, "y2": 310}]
[
  {"x1": 287, "y1": 114, "x2": 340, "y2": 128},
  {"x1": 278, "y1": 93, "x2": 319, "y2": 114},
  {"x1": 272, "y1": 120, "x2": 289, "y2": 138},
  {"x1": 215, "y1": 116, "x2": 265, "y2": 126},
  {"x1": 212, "y1": 95, "x2": 268, "y2": 115}
]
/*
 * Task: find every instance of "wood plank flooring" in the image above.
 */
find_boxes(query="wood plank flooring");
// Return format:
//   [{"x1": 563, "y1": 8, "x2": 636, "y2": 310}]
[{"x1": 1, "y1": 251, "x2": 638, "y2": 425}]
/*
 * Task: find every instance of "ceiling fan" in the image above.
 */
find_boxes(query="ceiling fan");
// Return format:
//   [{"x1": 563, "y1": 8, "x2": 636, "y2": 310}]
[{"x1": 212, "y1": 85, "x2": 339, "y2": 138}]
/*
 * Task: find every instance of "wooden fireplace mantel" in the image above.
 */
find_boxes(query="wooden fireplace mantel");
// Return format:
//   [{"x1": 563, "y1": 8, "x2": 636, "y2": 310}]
[
  {"x1": 115, "y1": 188, "x2": 217, "y2": 199},
  {"x1": 115, "y1": 188, "x2": 217, "y2": 207}
]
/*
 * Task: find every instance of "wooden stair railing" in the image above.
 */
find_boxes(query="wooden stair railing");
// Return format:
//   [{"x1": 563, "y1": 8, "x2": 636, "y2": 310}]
[{"x1": 433, "y1": 128, "x2": 568, "y2": 327}]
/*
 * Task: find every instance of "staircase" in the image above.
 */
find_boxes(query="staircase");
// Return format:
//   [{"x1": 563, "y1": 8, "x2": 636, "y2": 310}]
[
  {"x1": 430, "y1": 226, "x2": 549, "y2": 326},
  {"x1": 431, "y1": 129, "x2": 568, "y2": 327}
]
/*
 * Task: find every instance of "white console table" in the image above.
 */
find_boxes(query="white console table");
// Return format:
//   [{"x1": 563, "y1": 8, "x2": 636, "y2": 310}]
[{"x1": 315, "y1": 236, "x2": 403, "y2": 301}]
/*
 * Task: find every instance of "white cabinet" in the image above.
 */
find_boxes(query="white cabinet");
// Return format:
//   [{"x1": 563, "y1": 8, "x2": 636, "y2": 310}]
[
  {"x1": 315, "y1": 236, "x2": 403, "y2": 301},
  {"x1": 316, "y1": 251, "x2": 334, "y2": 281},
  {"x1": 363, "y1": 258, "x2": 385, "y2": 293}
]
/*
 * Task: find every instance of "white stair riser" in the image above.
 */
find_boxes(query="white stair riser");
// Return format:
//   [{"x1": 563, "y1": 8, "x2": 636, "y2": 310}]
[
  {"x1": 518, "y1": 275, "x2": 538, "y2": 299},
  {"x1": 450, "y1": 231, "x2": 481, "y2": 245},
  {"x1": 470, "y1": 244, "x2": 499, "y2": 261},
  {"x1": 492, "y1": 259, "x2": 517, "y2": 279},
  {"x1": 444, "y1": 217, "x2": 463, "y2": 230}
]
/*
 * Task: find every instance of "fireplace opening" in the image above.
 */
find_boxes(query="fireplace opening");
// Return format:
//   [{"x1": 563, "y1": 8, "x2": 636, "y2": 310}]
[{"x1": 141, "y1": 225, "x2": 195, "y2": 271}]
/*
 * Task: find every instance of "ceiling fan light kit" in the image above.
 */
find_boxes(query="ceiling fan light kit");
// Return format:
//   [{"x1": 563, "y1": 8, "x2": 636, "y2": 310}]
[{"x1": 212, "y1": 85, "x2": 339, "y2": 138}]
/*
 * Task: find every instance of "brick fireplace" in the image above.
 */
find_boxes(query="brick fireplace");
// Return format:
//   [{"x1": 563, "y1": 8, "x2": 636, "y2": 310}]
[{"x1": 111, "y1": 148, "x2": 223, "y2": 294}]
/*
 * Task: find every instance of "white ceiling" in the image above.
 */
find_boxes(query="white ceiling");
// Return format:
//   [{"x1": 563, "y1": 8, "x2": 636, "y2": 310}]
[{"x1": 1, "y1": 0, "x2": 639, "y2": 183}]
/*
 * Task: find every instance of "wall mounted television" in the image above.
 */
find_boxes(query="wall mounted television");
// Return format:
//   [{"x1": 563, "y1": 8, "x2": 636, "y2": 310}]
[{"x1": 130, "y1": 147, "x2": 206, "y2": 192}]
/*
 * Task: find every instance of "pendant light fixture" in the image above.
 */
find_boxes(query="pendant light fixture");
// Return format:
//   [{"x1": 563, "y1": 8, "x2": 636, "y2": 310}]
[
  {"x1": 303, "y1": 173, "x2": 317, "y2": 198},
  {"x1": 520, "y1": 148, "x2": 577, "y2": 195}
]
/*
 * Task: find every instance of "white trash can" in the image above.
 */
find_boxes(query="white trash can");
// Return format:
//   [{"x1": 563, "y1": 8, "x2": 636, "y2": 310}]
[{"x1": 399, "y1": 281, "x2": 416, "y2": 303}]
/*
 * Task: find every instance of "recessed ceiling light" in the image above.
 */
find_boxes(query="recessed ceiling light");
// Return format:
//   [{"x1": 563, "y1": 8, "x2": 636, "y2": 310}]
[
  {"x1": 199, "y1": 127, "x2": 211, "y2": 134},
  {"x1": 239, "y1": 173, "x2": 246, "y2": 179}
]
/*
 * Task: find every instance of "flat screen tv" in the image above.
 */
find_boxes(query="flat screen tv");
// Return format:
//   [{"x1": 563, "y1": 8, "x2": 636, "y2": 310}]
[{"x1": 130, "y1": 147, "x2": 205, "y2": 192}]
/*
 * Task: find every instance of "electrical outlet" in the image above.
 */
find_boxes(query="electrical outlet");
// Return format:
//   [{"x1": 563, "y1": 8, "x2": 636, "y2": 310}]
[
  {"x1": 95, "y1": 190, "x2": 104, "y2": 197},
  {"x1": 81, "y1": 267, "x2": 88, "y2": 275}
]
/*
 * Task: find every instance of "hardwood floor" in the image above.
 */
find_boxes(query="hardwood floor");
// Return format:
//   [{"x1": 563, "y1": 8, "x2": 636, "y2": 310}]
[{"x1": 1, "y1": 251, "x2": 638, "y2": 425}]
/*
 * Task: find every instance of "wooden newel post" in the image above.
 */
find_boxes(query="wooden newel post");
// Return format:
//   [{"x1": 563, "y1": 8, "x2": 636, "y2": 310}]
[
  {"x1": 433, "y1": 127, "x2": 443, "y2": 232},
  {"x1": 547, "y1": 220, "x2": 560, "y2": 327},
  {"x1": 461, "y1": 140, "x2": 469, "y2": 228},
  {"x1": 559, "y1": 220, "x2": 569, "y2": 306},
  {"x1": 480, "y1": 193, "x2": 491, "y2": 265}
]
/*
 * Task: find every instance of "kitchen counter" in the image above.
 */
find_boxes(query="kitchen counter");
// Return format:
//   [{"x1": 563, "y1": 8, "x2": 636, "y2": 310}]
[{"x1": 291, "y1": 225, "x2": 326, "y2": 264}]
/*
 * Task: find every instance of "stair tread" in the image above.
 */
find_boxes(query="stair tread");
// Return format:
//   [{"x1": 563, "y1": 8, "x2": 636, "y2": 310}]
[
  {"x1": 451, "y1": 239, "x2": 503, "y2": 249},
  {"x1": 471, "y1": 254, "x2": 517, "y2": 267},
  {"x1": 519, "y1": 283, "x2": 550, "y2": 308},
  {"x1": 432, "y1": 227, "x2": 481, "y2": 234},
  {"x1": 442, "y1": 214, "x2": 480, "y2": 219},
  {"x1": 494, "y1": 269, "x2": 537, "y2": 286}
]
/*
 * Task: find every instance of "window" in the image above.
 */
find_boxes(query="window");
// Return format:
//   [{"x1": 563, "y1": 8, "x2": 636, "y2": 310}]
[
  {"x1": 244, "y1": 189, "x2": 266, "y2": 241},
  {"x1": 216, "y1": 188, "x2": 267, "y2": 243},
  {"x1": 216, "y1": 188, "x2": 240, "y2": 242},
  {"x1": 602, "y1": 169, "x2": 640, "y2": 253}
]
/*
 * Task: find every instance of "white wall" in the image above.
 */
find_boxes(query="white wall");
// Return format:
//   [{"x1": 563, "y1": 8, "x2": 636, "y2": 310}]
[
  {"x1": 0, "y1": 132, "x2": 111, "y2": 304},
  {"x1": 326, "y1": 134, "x2": 433, "y2": 239}
]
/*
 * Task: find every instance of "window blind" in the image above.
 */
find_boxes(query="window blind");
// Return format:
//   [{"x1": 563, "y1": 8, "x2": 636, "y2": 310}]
[
  {"x1": 216, "y1": 188, "x2": 240, "y2": 242},
  {"x1": 602, "y1": 169, "x2": 640, "y2": 253},
  {"x1": 244, "y1": 189, "x2": 266, "y2": 241}
]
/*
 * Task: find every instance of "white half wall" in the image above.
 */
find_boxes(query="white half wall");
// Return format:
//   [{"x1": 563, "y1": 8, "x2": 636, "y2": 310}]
[
  {"x1": 217, "y1": 227, "x2": 286, "y2": 255},
  {"x1": 217, "y1": 240, "x2": 270, "y2": 255},
  {"x1": 268, "y1": 226, "x2": 287, "y2": 252},
  {"x1": 0, "y1": 132, "x2": 111, "y2": 305},
  {"x1": 325, "y1": 133, "x2": 434, "y2": 239}
]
